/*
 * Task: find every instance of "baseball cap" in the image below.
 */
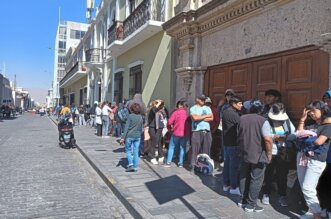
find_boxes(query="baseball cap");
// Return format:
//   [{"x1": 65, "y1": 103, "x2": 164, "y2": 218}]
[
  {"x1": 205, "y1": 97, "x2": 212, "y2": 104},
  {"x1": 197, "y1": 94, "x2": 207, "y2": 100},
  {"x1": 225, "y1": 89, "x2": 235, "y2": 96},
  {"x1": 243, "y1": 99, "x2": 263, "y2": 111},
  {"x1": 94, "y1": 101, "x2": 98, "y2": 104}
]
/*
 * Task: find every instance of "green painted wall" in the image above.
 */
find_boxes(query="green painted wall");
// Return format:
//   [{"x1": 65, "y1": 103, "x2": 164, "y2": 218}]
[
  {"x1": 116, "y1": 32, "x2": 173, "y2": 109},
  {"x1": 62, "y1": 76, "x2": 87, "y2": 106}
]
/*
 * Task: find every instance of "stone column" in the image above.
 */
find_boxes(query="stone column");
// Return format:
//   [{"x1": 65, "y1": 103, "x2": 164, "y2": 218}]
[{"x1": 175, "y1": 66, "x2": 207, "y2": 106}]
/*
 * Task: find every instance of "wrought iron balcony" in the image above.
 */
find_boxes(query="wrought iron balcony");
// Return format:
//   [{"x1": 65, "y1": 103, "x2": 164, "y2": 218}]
[
  {"x1": 107, "y1": 21, "x2": 124, "y2": 45},
  {"x1": 123, "y1": 0, "x2": 166, "y2": 39},
  {"x1": 85, "y1": 48, "x2": 104, "y2": 63},
  {"x1": 60, "y1": 62, "x2": 87, "y2": 87}
]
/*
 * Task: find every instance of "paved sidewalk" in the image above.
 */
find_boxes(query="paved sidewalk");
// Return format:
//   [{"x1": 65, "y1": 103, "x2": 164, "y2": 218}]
[{"x1": 50, "y1": 117, "x2": 303, "y2": 218}]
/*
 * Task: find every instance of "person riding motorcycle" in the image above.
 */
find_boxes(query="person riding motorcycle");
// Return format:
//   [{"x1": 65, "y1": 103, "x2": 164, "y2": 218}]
[{"x1": 60, "y1": 105, "x2": 71, "y2": 116}]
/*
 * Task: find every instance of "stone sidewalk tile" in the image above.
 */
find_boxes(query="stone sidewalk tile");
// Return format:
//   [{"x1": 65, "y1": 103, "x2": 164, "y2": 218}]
[{"x1": 50, "y1": 117, "x2": 302, "y2": 219}]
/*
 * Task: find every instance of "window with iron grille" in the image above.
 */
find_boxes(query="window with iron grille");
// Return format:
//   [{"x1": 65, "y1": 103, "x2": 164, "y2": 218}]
[{"x1": 129, "y1": 65, "x2": 142, "y2": 99}]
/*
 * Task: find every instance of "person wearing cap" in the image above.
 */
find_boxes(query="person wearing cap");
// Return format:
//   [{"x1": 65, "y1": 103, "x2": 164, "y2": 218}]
[
  {"x1": 261, "y1": 89, "x2": 282, "y2": 118},
  {"x1": 260, "y1": 102, "x2": 296, "y2": 207},
  {"x1": 217, "y1": 89, "x2": 235, "y2": 117},
  {"x1": 222, "y1": 95, "x2": 243, "y2": 195},
  {"x1": 190, "y1": 94, "x2": 214, "y2": 170},
  {"x1": 237, "y1": 99, "x2": 273, "y2": 213}
]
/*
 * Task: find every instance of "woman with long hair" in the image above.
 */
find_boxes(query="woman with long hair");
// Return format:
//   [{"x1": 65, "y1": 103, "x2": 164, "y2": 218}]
[
  {"x1": 120, "y1": 103, "x2": 143, "y2": 172},
  {"x1": 297, "y1": 100, "x2": 331, "y2": 219}
]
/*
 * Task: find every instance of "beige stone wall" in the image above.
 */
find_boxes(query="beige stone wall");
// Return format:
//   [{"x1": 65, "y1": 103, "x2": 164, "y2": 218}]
[
  {"x1": 201, "y1": 0, "x2": 331, "y2": 69},
  {"x1": 117, "y1": 32, "x2": 174, "y2": 109}
]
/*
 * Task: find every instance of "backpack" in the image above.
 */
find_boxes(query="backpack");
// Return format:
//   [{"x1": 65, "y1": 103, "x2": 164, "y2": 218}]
[
  {"x1": 117, "y1": 107, "x2": 129, "y2": 122},
  {"x1": 194, "y1": 154, "x2": 214, "y2": 175}
]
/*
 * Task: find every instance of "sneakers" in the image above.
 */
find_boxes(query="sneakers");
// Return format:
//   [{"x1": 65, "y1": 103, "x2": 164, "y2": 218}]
[
  {"x1": 163, "y1": 163, "x2": 171, "y2": 168},
  {"x1": 223, "y1": 185, "x2": 230, "y2": 192},
  {"x1": 237, "y1": 200, "x2": 246, "y2": 208},
  {"x1": 150, "y1": 158, "x2": 158, "y2": 165},
  {"x1": 178, "y1": 163, "x2": 183, "y2": 168},
  {"x1": 244, "y1": 205, "x2": 264, "y2": 213},
  {"x1": 278, "y1": 196, "x2": 288, "y2": 207},
  {"x1": 158, "y1": 157, "x2": 164, "y2": 164},
  {"x1": 300, "y1": 211, "x2": 313, "y2": 219},
  {"x1": 229, "y1": 187, "x2": 241, "y2": 196},
  {"x1": 261, "y1": 194, "x2": 270, "y2": 205},
  {"x1": 125, "y1": 166, "x2": 137, "y2": 172}
]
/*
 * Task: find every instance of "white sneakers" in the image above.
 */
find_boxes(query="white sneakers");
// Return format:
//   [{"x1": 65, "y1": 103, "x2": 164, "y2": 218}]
[
  {"x1": 150, "y1": 158, "x2": 158, "y2": 165},
  {"x1": 223, "y1": 186, "x2": 230, "y2": 192},
  {"x1": 261, "y1": 194, "x2": 270, "y2": 205},
  {"x1": 229, "y1": 187, "x2": 241, "y2": 196},
  {"x1": 150, "y1": 157, "x2": 165, "y2": 165},
  {"x1": 158, "y1": 157, "x2": 164, "y2": 164},
  {"x1": 223, "y1": 186, "x2": 241, "y2": 195}
]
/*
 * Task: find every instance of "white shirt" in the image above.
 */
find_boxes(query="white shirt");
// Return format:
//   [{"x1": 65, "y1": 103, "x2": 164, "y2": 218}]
[
  {"x1": 102, "y1": 105, "x2": 112, "y2": 116},
  {"x1": 95, "y1": 107, "x2": 102, "y2": 124}
]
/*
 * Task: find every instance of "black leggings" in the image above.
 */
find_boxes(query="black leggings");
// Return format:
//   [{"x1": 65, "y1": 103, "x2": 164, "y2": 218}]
[{"x1": 148, "y1": 128, "x2": 163, "y2": 159}]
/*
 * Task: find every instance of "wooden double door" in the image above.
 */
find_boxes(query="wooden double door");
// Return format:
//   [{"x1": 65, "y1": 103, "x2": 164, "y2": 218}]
[{"x1": 204, "y1": 46, "x2": 330, "y2": 123}]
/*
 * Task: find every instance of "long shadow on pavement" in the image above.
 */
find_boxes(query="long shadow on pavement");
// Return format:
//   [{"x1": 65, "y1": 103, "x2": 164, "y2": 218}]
[{"x1": 145, "y1": 175, "x2": 204, "y2": 219}]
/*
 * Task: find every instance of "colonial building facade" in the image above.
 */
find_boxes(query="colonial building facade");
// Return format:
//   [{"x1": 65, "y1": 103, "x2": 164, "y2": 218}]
[
  {"x1": 53, "y1": 21, "x2": 89, "y2": 107},
  {"x1": 163, "y1": 0, "x2": 331, "y2": 121},
  {"x1": 60, "y1": 0, "x2": 176, "y2": 109}
]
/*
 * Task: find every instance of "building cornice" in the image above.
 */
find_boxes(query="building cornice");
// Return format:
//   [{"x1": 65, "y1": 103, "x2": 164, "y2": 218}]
[{"x1": 163, "y1": 0, "x2": 293, "y2": 39}]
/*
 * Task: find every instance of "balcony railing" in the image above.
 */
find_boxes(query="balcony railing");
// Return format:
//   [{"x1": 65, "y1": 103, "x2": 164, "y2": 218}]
[
  {"x1": 60, "y1": 62, "x2": 86, "y2": 86},
  {"x1": 107, "y1": 21, "x2": 124, "y2": 45},
  {"x1": 123, "y1": 0, "x2": 166, "y2": 39},
  {"x1": 85, "y1": 48, "x2": 104, "y2": 63}
]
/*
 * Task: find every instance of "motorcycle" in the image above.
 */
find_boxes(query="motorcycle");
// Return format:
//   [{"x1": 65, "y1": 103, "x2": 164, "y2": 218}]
[{"x1": 58, "y1": 114, "x2": 76, "y2": 148}]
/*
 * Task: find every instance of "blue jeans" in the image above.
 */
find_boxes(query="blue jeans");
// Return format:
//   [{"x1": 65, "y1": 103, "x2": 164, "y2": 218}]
[
  {"x1": 166, "y1": 135, "x2": 188, "y2": 165},
  {"x1": 223, "y1": 146, "x2": 240, "y2": 188},
  {"x1": 102, "y1": 115, "x2": 109, "y2": 136},
  {"x1": 125, "y1": 138, "x2": 141, "y2": 169}
]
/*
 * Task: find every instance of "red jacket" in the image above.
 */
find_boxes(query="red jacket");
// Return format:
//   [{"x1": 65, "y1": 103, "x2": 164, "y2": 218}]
[{"x1": 167, "y1": 108, "x2": 190, "y2": 137}]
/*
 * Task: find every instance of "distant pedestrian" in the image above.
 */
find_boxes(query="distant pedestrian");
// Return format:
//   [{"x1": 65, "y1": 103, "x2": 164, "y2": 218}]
[
  {"x1": 101, "y1": 102, "x2": 112, "y2": 138},
  {"x1": 95, "y1": 102, "x2": 102, "y2": 136}
]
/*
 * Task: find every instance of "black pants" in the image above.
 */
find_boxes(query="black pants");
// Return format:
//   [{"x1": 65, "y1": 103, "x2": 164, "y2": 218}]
[
  {"x1": 210, "y1": 129, "x2": 223, "y2": 162},
  {"x1": 191, "y1": 131, "x2": 212, "y2": 166},
  {"x1": 262, "y1": 155, "x2": 289, "y2": 196},
  {"x1": 149, "y1": 128, "x2": 163, "y2": 159},
  {"x1": 317, "y1": 163, "x2": 331, "y2": 211},
  {"x1": 96, "y1": 124, "x2": 102, "y2": 136},
  {"x1": 240, "y1": 161, "x2": 266, "y2": 207}
]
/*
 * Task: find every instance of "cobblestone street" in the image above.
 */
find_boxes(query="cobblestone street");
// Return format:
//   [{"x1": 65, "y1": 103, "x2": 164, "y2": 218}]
[{"x1": 0, "y1": 114, "x2": 132, "y2": 219}]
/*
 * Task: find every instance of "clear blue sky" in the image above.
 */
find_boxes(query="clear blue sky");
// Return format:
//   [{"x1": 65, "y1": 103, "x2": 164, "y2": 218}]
[{"x1": 0, "y1": 0, "x2": 96, "y2": 89}]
